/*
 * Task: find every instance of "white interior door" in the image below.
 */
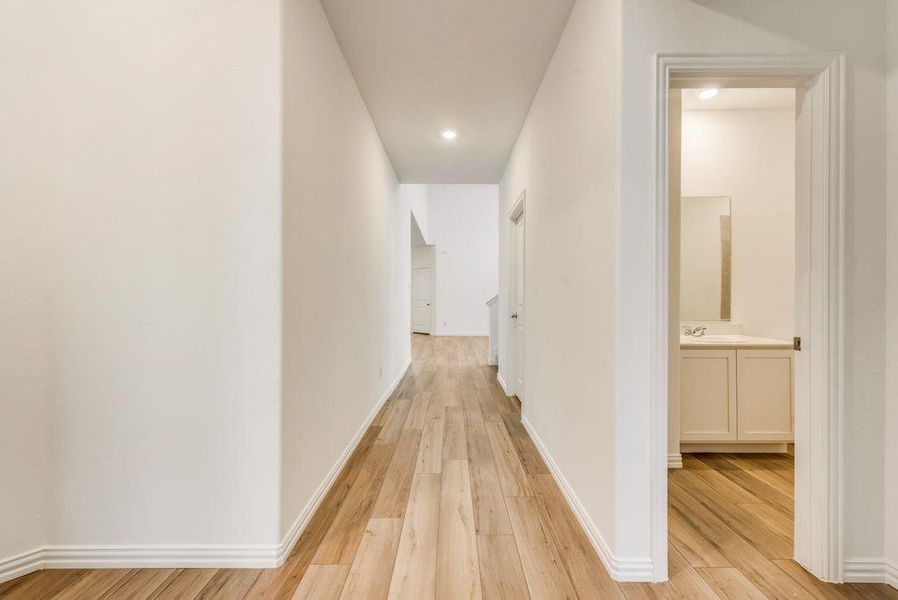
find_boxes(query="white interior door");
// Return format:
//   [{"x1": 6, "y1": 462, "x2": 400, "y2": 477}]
[
  {"x1": 412, "y1": 268, "x2": 433, "y2": 334},
  {"x1": 512, "y1": 215, "x2": 525, "y2": 400},
  {"x1": 793, "y1": 77, "x2": 821, "y2": 574}
]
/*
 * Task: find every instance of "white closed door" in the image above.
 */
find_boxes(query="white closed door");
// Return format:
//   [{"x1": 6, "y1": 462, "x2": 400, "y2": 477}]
[
  {"x1": 412, "y1": 268, "x2": 433, "y2": 334},
  {"x1": 512, "y1": 215, "x2": 525, "y2": 400}
]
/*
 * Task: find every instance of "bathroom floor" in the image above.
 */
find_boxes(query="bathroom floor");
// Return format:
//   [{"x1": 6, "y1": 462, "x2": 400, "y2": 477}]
[{"x1": 666, "y1": 452, "x2": 897, "y2": 599}]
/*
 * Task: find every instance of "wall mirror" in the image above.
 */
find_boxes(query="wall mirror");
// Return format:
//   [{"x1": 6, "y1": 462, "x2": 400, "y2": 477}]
[{"x1": 680, "y1": 196, "x2": 732, "y2": 321}]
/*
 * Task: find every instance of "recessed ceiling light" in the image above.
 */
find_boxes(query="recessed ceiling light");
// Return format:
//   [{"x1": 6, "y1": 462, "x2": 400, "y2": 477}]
[
  {"x1": 698, "y1": 88, "x2": 719, "y2": 100},
  {"x1": 441, "y1": 129, "x2": 458, "y2": 141}
]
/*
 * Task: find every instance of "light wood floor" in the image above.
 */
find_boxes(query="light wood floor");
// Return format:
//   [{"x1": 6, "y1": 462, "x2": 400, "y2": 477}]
[{"x1": 2, "y1": 334, "x2": 895, "y2": 599}]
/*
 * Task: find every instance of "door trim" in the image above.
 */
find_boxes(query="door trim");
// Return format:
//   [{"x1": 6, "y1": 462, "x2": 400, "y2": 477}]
[
  {"x1": 505, "y1": 190, "x2": 526, "y2": 399},
  {"x1": 652, "y1": 54, "x2": 845, "y2": 582}
]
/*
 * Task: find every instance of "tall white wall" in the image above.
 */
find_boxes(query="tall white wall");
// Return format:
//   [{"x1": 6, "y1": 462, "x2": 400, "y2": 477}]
[
  {"x1": 499, "y1": 0, "x2": 621, "y2": 563},
  {"x1": 619, "y1": 0, "x2": 889, "y2": 574},
  {"x1": 681, "y1": 107, "x2": 796, "y2": 340},
  {"x1": 280, "y1": 0, "x2": 405, "y2": 540},
  {"x1": 1, "y1": 0, "x2": 411, "y2": 575},
  {"x1": 426, "y1": 185, "x2": 499, "y2": 336},
  {"x1": 0, "y1": 0, "x2": 284, "y2": 558},
  {"x1": 0, "y1": 23, "x2": 54, "y2": 557},
  {"x1": 885, "y1": 0, "x2": 898, "y2": 587}
]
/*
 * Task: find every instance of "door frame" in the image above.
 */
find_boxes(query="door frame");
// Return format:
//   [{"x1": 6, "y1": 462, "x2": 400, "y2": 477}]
[
  {"x1": 651, "y1": 54, "x2": 845, "y2": 582},
  {"x1": 504, "y1": 190, "x2": 526, "y2": 399}
]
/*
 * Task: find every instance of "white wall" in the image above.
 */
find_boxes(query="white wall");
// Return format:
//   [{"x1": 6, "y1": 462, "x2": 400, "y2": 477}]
[
  {"x1": 885, "y1": 0, "x2": 898, "y2": 586},
  {"x1": 280, "y1": 0, "x2": 405, "y2": 541},
  {"x1": 619, "y1": 0, "x2": 889, "y2": 576},
  {"x1": 0, "y1": 0, "x2": 284, "y2": 559},
  {"x1": 0, "y1": 37, "x2": 54, "y2": 558},
  {"x1": 1, "y1": 0, "x2": 410, "y2": 575},
  {"x1": 681, "y1": 107, "x2": 796, "y2": 339},
  {"x1": 402, "y1": 184, "x2": 430, "y2": 243},
  {"x1": 426, "y1": 185, "x2": 499, "y2": 336},
  {"x1": 499, "y1": 0, "x2": 621, "y2": 566}
]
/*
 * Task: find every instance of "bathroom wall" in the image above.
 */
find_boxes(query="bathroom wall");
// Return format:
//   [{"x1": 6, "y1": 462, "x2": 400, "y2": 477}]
[{"x1": 681, "y1": 104, "x2": 796, "y2": 340}]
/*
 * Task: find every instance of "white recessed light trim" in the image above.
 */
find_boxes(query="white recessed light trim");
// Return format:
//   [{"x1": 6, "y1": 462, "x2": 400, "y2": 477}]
[
  {"x1": 441, "y1": 129, "x2": 458, "y2": 140},
  {"x1": 698, "y1": 88, "x2": 719, "y2": 100}
]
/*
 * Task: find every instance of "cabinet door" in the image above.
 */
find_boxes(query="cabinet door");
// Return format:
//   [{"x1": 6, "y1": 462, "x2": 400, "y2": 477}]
[
  {"x1": 736, "y1": 349, "x2": 794, "y2": 441},
  {"x1": 680, "y1": 350, "x2": 737, "y2": 442}
]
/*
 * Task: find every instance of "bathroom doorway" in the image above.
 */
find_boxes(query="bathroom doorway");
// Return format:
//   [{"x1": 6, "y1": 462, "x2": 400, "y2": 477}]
[{"x1": 652, "y1": 55, "x2": 846, "y2": 586}]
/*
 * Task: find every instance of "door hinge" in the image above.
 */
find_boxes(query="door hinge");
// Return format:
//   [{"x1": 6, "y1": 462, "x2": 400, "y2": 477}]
[{"x1": 793, "y1": 336, "x2": 801, "y2": 351}]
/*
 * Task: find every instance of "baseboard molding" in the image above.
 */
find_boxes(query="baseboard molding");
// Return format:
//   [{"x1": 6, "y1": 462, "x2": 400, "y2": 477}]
[
  {"x1": 521, "y1": 416, "x2": 654, "y2": 582},
  {"x1": 680, "y1": 442, "x2": 788, "y2": 454},
  {"x1": 496, "y1": 372, "x2": 510, "y2": 396},
  {"x1": 844, "y1": 558, "x2": 898, "y2": 588},
  {"x1": 0, "y1": 548, "x2": 43, "y2": 584},
  {"x1": 0, "y1": 357, "x2": 413, "y2": 585},
  {"x1": 667, "y1": 453, "x2": 683, "y2": 469},
  {"x1": 433, "y1": 332, "x2": 489, "y2": 337},
  {"x1": 0, "y1": 543, "x2": 280, "y2": 584}
]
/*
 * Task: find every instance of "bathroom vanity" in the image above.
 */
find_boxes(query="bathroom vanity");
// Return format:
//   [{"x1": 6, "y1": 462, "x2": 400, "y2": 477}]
[{"x1": 679, "y1": 335, "x2": 793, "y2": 452}]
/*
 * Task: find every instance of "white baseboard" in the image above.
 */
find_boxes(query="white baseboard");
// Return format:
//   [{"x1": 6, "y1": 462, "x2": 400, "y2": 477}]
[
  {"x1": 0, "y1": 549, "x2": 43, "y2": 584},
  {"x1": 0, "y1": 543, "x2": 280, "y2": 584},
  {"x1": 667, "y1": 453, "x2": 683, "y2": 469},
  {"x1": 433, "y1": 332, "x2": 489, "y2": 337},
  {"x1": 496, "y1": 372, "x2": 510, "y2": 396},
  {"x1": 521, "y1": 416, "x2": 653, "y2": 582},
  {"x1": 844, "y1": 558, "x2": 898, "y2": 588},
  {"x1": 0, "y1": 357, "x2": 413, "y2": 585}
]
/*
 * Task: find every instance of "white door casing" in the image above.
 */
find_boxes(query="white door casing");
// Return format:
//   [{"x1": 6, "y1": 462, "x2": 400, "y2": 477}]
[
  {"x1": 505, "y1": 190, "x2": 526, "y2": 401},
  {"x1": 512, "y1": 214, "x2": 525, "y2": 401},
  {"x1": 654, "y1": 54, "x2": 845, "y2": 583},
  {"x1": 412, "y1": 268, "x2": 433, "y2": 334}
]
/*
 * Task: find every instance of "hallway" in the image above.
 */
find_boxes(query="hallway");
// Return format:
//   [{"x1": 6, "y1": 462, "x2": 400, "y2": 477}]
[{"x1": 4, "y1": 335, "x2": 897, "y2": 598}]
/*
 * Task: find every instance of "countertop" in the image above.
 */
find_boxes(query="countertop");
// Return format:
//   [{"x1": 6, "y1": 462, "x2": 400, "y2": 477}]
[{"x1": 680, "y1": 334, "x2": 793, "y2": 350}]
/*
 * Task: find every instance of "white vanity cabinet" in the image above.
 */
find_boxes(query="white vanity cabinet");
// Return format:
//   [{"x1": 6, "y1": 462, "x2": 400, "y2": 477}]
[{"x1": 680, "y1": 345, "x2": 793, "y2": 445}]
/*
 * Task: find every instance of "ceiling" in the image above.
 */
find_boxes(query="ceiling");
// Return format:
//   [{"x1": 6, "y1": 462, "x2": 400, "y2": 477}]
[
  {"x1": 320, "y1": 0, "x2": 577, "y2": 184},
  {"x1": 682, "y1": 88, "x2": 795, "y2": 111}
]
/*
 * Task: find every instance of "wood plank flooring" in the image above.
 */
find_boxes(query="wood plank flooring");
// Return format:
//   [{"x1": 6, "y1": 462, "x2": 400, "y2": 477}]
[{"x1": 2, "y1": 334, "x2": 895, "y2": 599}]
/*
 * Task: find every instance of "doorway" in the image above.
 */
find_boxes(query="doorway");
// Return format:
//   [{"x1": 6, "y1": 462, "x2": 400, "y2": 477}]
[{"x1": 652, "y1": 55, "x2": 845, "y2": 584}]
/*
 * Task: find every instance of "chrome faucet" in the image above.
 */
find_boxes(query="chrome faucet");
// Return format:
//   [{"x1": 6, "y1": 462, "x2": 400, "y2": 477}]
[{"x1": 683, "y1": 326, "x2": 708, "y2": 337}]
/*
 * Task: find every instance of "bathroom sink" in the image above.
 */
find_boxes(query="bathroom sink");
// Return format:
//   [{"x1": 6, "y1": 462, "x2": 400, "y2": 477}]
[
  {"x1": 682, "y1": 334, "x2": 745, "y2": 343},
  {"x1": 680, "y1": 334, "x2": 793, "y2": 348}
]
